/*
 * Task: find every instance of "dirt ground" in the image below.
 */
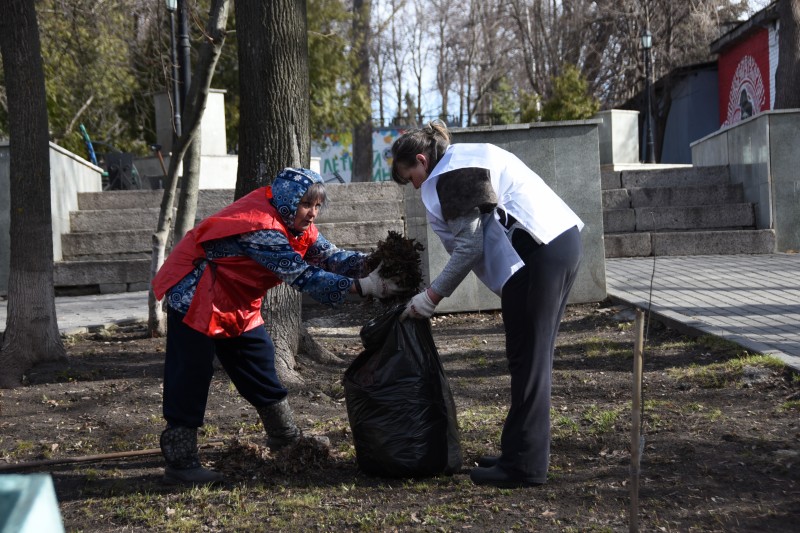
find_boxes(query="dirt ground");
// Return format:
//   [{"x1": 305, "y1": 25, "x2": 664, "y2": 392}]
[{"x1": 1, "y1": 298, "x2": 798, "y2": 532}]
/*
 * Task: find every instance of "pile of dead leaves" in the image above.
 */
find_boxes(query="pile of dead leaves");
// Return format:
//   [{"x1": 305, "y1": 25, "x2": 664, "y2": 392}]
[
  {"x1": 365, "y1": 230, "x2": 425, "y2": 303},
  {"x1": 219, "y1": 436, "x2": 331, "y2": 478}
]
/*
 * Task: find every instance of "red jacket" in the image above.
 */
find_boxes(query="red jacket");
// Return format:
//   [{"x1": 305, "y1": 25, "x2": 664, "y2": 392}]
[{"x1": 152, "y1": 186, "x2": 318, "y2": 338}]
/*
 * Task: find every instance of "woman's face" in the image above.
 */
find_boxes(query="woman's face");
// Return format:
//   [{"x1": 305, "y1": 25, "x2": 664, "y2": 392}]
[
  {"x1": 293, "y1": 192, "x2": 322, "y2": 232},
  {"x1": 397, "y1": 154, "x2": 430, "y2": 189}
]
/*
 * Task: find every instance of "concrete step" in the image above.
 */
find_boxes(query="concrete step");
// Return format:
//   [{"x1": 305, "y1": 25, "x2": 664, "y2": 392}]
[
  {"x1": 620, "y1": 165, "x2": 730, "y2": 189},
  {"x1": 53, "y1": 219, "x2": 402, "y2": 292},
  {"x1": 603, "y1": 184, "x2": 744, "y2": 209},
  {"x1": 61, "y1": 229, "x2": 158, "y2": 258},
  {"x1": 70, "y1": 208, "x2": 164, "y2": 232},
  {"x1": 192, "y1": 199, "x2": 404, "y2": 224},
  {"x1": 602, "y1": 189, "x2": 630, "y2": 209},
  {"x1": 601, "y1": 164, "x2": 692, "y2": 190},
  {"x1": 54, "y1": 258, "x2": 151, "y2": 295},
  {"x1": 604, "y1": 229, "x2": 776, "y2": 258},
  {"x1": 60, "y1": 217, "x2": 404, "y2": 260},
  {"x1": 77, "y1": 182, "x2": 403, "y2": 210},
  {"x1": 71, "y1": 200, "x2": 404, "y2": 234},
  {"x1": 78, "y1": 189, "x2": 164, "y2": 210},
  {"x1": 629, "y1": 183, "x2": 743, "y2": 207},
  {"x1": 604, "y1": 203, "x2": 755, "y2": 233}
]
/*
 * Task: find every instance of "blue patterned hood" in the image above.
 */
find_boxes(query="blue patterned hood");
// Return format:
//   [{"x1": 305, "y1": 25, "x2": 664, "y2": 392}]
[{"x1": 269, "y1": 167, "x2": 324, "y2": 231}]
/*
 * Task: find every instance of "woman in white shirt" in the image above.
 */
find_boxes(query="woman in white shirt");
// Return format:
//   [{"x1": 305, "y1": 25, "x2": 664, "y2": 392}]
[{"x1": 391, "y1": 120, "x2": 583, "y2": 488}]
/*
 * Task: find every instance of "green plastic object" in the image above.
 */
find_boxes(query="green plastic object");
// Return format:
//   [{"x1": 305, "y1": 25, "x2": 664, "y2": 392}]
[{"x1": 0, "y1": 475, "x2": 65, "y2": 533}]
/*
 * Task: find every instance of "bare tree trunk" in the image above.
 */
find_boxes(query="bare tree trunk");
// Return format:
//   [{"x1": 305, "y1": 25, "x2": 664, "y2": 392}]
[
  {"x1": 775, "y1": 0, "x2": 800, "y2": 108},
  {"x1": 0, "y1": 0, "x2": 67, "y2": 388},
  {"x1": 235, "y1": 0, "x2": 310, "y2": 384},
  {"x1": 174, "y1": 137, "x2": 202, "y2": 240},
  {"x1": 389, "y1": 0, "x2": 406, "y2": 124},
  {"x1": 147, "y1": 0, "x2": 230, "y2": 337},
  {"x1": 351, "y1": 0, "x2": 372, "y2": 183}
]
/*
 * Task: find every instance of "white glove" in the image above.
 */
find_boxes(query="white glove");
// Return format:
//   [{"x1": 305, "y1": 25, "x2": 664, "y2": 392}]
[
  {"x1": 357, "y1": 264, "x2": 402, "y2": 298},
  {"x1": 400, "y1": 290, "x2": 438, "y2": 320}
]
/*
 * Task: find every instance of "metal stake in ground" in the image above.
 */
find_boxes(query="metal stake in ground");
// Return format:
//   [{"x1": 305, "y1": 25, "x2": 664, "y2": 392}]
[{"x1": 630, "y1": 308, "x2": 645, "y2": 532}]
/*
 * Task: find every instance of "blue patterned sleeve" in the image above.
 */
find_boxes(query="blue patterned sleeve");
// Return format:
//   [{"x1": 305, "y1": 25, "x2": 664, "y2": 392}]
[
  {"x1": 304, "y1": 232, "x2": 369, "y2": 277},
  {"x1": 238, "y1": 229, "x2": 355, "y2": 306}
]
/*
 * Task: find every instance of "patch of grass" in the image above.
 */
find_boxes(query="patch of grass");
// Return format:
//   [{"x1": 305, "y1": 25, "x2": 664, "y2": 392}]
[
  {"x1": 581, "y1": 404, "x2": 622, "y2": 434},
  {"x1": 108, "y1": 437, "x2": 136, "y2": 452},
  {"x1": 458, "y1": 406, "x2": 506, "y2": 431},
  {"x1": 687, "y1": 402, "x2": 704, "y2": 412},
  {"x1": 656, "y1": 339, "x2": 697, "y2": 351},
  {"x1": 696, "y1": 334, "x2": 743, "y2": 353},
  {"x1": 201, "y1": 424, "x2": 221, "y2": 439},
  {"x1": 552, "y1": 414, "x2": 580, "y2": 439},
  {"x1": 327, "y1": 381, "x2": 345, "y2": 398},
  {"x1": 580, "y1": 337, "x2": 631, "y2": 358},
  {"x1": 8, "y1": 440, "x2": 36, "y2": 459},
  {"x1": 275, "y1": 492, "x2": 321, "y2": 513},
  {"x1": 669, "y1": 353, "x2": 784, "y2": 388},
  {"x1": 236, "y1": 421, "x2": 262, "y2": 434},
  {"x1": 778, "y1": 400, "x2": 800, "y2": 412}
]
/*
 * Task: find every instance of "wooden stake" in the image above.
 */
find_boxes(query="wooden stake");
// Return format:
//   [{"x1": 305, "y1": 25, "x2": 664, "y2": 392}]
[
  {"x1": 630, "y1": 308, "x2": 645, "y2": 533},
  {"x1": 0, "y1": 441, "x2": 224, "y2": 472}
]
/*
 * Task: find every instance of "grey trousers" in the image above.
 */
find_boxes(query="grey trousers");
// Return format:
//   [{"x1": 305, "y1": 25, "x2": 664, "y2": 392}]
[{"x1": 497, "y1": 225, "x2": 582, "y2": 483}]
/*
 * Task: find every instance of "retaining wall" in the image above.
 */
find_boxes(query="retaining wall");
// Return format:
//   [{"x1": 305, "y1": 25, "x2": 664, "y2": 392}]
[
  {"x1": 691, "y1": 109, "x2": 800, "y2": 252},
  {"x1": 0, "y1": 142, "x2": 103, "y2": 295}
]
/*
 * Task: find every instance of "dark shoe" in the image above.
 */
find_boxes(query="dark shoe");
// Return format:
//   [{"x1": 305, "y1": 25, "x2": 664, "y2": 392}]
[
  {"x1": 469, "y1": 465, "x2": 543, "y2": 488},
  {"x1": 160, "y1": 426, "x2": 223, "y2": 485},
  {"x1": 164, "y1": 465, "x2": 223, "y2": 485},
  {"x1": 476, "y1": 455, "x2": 500, "y2": 468}
]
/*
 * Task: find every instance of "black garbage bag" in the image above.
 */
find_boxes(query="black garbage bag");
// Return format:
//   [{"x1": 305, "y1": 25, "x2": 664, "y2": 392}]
[{"x1": 343, "y1": 304, "x2": 462, "y2": 478}]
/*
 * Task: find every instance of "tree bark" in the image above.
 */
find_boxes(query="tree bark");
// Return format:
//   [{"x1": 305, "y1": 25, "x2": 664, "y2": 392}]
[
  {"x1": 147, "y1": 0, "x2": 230, "y2": 337},
  {"x1": 775, "y1": 0, "x2": 800, "y2": 109},
  {"x1": 235, "y1": 0, "x2": 310, "y2": 384},
  {"x1": 174, "y1": 137, "x2": 202, "y2": 240},
  {"x1": 0, "y1": 0, "x2": 67, "y2": 388},
  {"x1": 351, "y1": 0, "x2": 372, "y2": 182}
]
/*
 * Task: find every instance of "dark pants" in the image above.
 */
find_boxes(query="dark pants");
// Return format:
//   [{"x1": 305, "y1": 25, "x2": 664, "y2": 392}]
[
  {"x1": 498, "y1": 225, "x2": 582, "y2": 483},
  {"x1": 163, "y1": 308, "x2": 288, "y2": 428}
]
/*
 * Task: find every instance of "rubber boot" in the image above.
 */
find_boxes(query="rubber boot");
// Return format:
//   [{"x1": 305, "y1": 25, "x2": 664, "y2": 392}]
[
  {"x1": 477, "y1": 455, "x2": 500, "y2": 468},
  {"x1": 256, "y1": 398, "x2": 329, "y2": 452},
  {"x1": 160, "y1": 426, "x2": 223, "y2": 484}
]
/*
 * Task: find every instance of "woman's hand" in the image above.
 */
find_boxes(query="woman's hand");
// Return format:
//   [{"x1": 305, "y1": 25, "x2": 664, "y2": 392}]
[
  {"x1": 400, "y1": 288, "x2": 440, "y2": 320},
  {"x1": 356, "y1": 264, "x2": 403, "y2": 298}
]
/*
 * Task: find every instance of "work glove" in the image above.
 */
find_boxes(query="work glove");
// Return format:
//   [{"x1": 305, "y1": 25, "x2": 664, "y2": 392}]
[
  {"x1": 400, "y1": 290, "x2": 438, "y2": 320},
  {"x1": 357, "y1": 263, "x2": 402, "y2": 299}
]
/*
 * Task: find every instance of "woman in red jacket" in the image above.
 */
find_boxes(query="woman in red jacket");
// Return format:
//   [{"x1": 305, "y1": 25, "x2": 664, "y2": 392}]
[{"x1": 152, "y1": 167, "x2": 400, "y2": 484}]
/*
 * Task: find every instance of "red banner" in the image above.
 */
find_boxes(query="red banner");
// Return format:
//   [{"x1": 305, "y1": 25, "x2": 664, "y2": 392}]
[{"x1": 718, "y1": 28, "x2": 770, "y2": 126}]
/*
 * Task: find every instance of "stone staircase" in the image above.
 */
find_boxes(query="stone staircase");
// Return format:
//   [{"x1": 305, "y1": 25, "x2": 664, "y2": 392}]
[
  {"x1": 602, "y1": 165, "x2": 775, "y2": 258},
  {"x1": 54, "y1": 182, "x2": 405, "y2": 295}
]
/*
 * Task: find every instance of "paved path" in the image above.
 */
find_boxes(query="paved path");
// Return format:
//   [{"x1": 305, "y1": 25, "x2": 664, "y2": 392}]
[
  {"x1": 2, "y1": 253, "x2": 799, "y2": 373},
  {"x1": 0, "y1": 291, "x2": 149, "y2": 336},
  {"x1": 606, "y1": 253, "x2": 800, "y2": 372}
]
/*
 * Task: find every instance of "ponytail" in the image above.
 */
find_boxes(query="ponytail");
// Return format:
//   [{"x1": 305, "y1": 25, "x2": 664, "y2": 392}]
[{"x1": 390, "y1": 120, "x2": 451, "y2": 184}]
